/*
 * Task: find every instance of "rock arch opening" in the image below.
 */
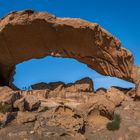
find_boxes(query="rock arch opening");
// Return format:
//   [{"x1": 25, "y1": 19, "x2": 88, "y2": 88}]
[{"x1": 13, "y1": 56, "x2": 135, "y2": 90}]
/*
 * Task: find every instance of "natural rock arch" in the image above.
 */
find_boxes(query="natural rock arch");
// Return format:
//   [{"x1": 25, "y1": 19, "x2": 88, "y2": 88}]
[{"x1": 0, "y1": 10, "x2": 140, "y2": 95}]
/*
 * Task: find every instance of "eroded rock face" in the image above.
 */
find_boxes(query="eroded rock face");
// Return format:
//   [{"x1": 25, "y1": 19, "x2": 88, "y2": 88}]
[
  {"x1": 24, "y1": 95, "x2": 41, "y2": 111},
  {"x1": 32, "y1": 77, "x2": 94, "y2": 93},
  {"x1": 95, "y1": 88, "x2": 107, "y2": 95},
  {"x1": 1, "y1": 85, "x2": 140, "y2": 140},
  {"x1": 106, "y1": 87, "x2": 125, "y2": 106},
  {"x1": 32, "y1": 82, "x2": 65, "y2": 91},
  {"x1": 65, "y1": 77, "x2": 94, "y2": 92},
  {"x1": 17, "y1": 111, "x2": 37, "y2": 124},
  {"x1": 13, "y1": 98, "x2": 25, "y2": 111},
  {"x1": 0, "y1": 86, "x2": 20, "y2": 104},
  {"x1": 0, "y1": 10, "x2": 140, "y2": 95},
  {"x1": 78, "y1": 94, "x2": 115, "y2": 120}
]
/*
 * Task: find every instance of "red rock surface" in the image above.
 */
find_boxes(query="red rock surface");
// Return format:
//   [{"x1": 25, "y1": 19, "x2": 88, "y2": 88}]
[
  {"x1": 32, "y1": 77, "x2": 94, "y2": 92},
  {"x1": 0, "y1": 10, "x2": 140, "y2": 95},
  {"x1": 0, "y1": 81, "x2": 140, "y2": 140}
]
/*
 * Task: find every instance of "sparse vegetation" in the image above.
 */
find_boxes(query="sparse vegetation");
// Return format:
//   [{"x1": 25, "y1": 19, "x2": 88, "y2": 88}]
[
  {"x1": 106, "y1": 114, "x2": 121, "y2": 131},
  {"x1": 0, "y1": 103, "x2": 13, "y2": 113}
]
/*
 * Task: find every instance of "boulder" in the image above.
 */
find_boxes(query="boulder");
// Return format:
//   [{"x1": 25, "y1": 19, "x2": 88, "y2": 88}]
[
  {"x1": 13, "y1": 97, "x2": 25, "y2": 111},
  {"x1": 0, "y1": 86, "x2": 20, "y2": 104},
  {"x1": 24, "y1": 95, "x2": 41, "y2": 111},
  {"x1": 78, "y1": 94, "x2": 115, "y2": 120},
  {"x1": 0, "y1": 112, "x2": 15, "y2": 127},
  {"x1": 106, "y1": 87, "x2": 125, "y2": 106},
  {"x1": 35, "y1": 105, "x2": 85, "y2": 134},
  {"x1": 0, "y1": 113, "x2": 6, "y2": 127},
  {"x1": 16, "y1": 111, "x2": 38, "y2": 124}
]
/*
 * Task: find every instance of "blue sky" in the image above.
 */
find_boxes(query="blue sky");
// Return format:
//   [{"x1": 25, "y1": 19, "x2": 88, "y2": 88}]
[{"x1": 0, "y1": 0, "x2": 139, "y2": 90}]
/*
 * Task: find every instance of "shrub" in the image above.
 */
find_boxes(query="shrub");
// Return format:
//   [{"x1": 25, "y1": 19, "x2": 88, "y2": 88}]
[
  {"x1": 0, "y1": 103, "x2": 13, "y2": 113},
  {"x1": 106, "y1": 114, "x2": 121, "y2": 131}
]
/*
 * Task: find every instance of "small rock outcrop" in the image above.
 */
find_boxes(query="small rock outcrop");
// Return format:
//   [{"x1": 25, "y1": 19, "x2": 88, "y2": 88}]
[
  {"x1": 17, "y1": 111, "x2": 37, "y2": 124},
  {"x1": 95, "y1": 88, "x2": 107, "y2": 95},
  {"x1": 32, "y1": 82, "x2": 65, "y2": 91},
  {"x1": 65, "y1": 77, "x2": 94, "y2": 92},
  {"x1": 13, "y1": 98, "x2": 25, "y2": 111},
  {"x1": 106, "y1": 87, "x2": 125, "y2": 106},
  {"x1": 0, "y1": 86, "x2": 20, "y2": 104}
]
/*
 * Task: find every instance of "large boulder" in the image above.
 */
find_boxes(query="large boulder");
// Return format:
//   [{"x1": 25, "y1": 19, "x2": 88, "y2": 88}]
[
  {"x1": 24, "y1": 95, "x2": 41, "y2": 111},
  {"x1": 0, "y1": 86, "x2": 20, "y2": 104},
  {"x1": 34, "y1": 105, "x2": 85, "y2": 135},
  {"x1": 106, "y1": 87, "x2": 125, "y2": 106},
  {"x1": 78, "y1": 94, "x2": 116, "y2": 120}
]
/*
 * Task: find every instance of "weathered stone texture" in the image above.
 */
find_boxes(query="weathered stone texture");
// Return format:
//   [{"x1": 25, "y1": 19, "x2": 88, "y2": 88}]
[{"x1": 0, "y1": 10, "x2": 139, "y2": 95}]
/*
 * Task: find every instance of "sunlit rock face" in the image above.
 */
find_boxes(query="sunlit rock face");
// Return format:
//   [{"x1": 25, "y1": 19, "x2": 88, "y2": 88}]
[
  {"x1": 0, "y1": 10, "x2": 140, "y2": 95},
  {"x1": 31, "y1": 77, "x2": 94, "y2": 93}
]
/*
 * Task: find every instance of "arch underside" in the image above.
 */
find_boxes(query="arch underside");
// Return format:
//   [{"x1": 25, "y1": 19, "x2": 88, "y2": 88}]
[{"x1": 0, "y1": 10, "x2": 140, "y2": 92}]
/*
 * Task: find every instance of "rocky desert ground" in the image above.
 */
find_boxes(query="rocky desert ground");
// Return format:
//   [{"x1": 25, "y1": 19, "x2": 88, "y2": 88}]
[{"x1": 0, "y1": 77, "x2": 140, "y2": 140}]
